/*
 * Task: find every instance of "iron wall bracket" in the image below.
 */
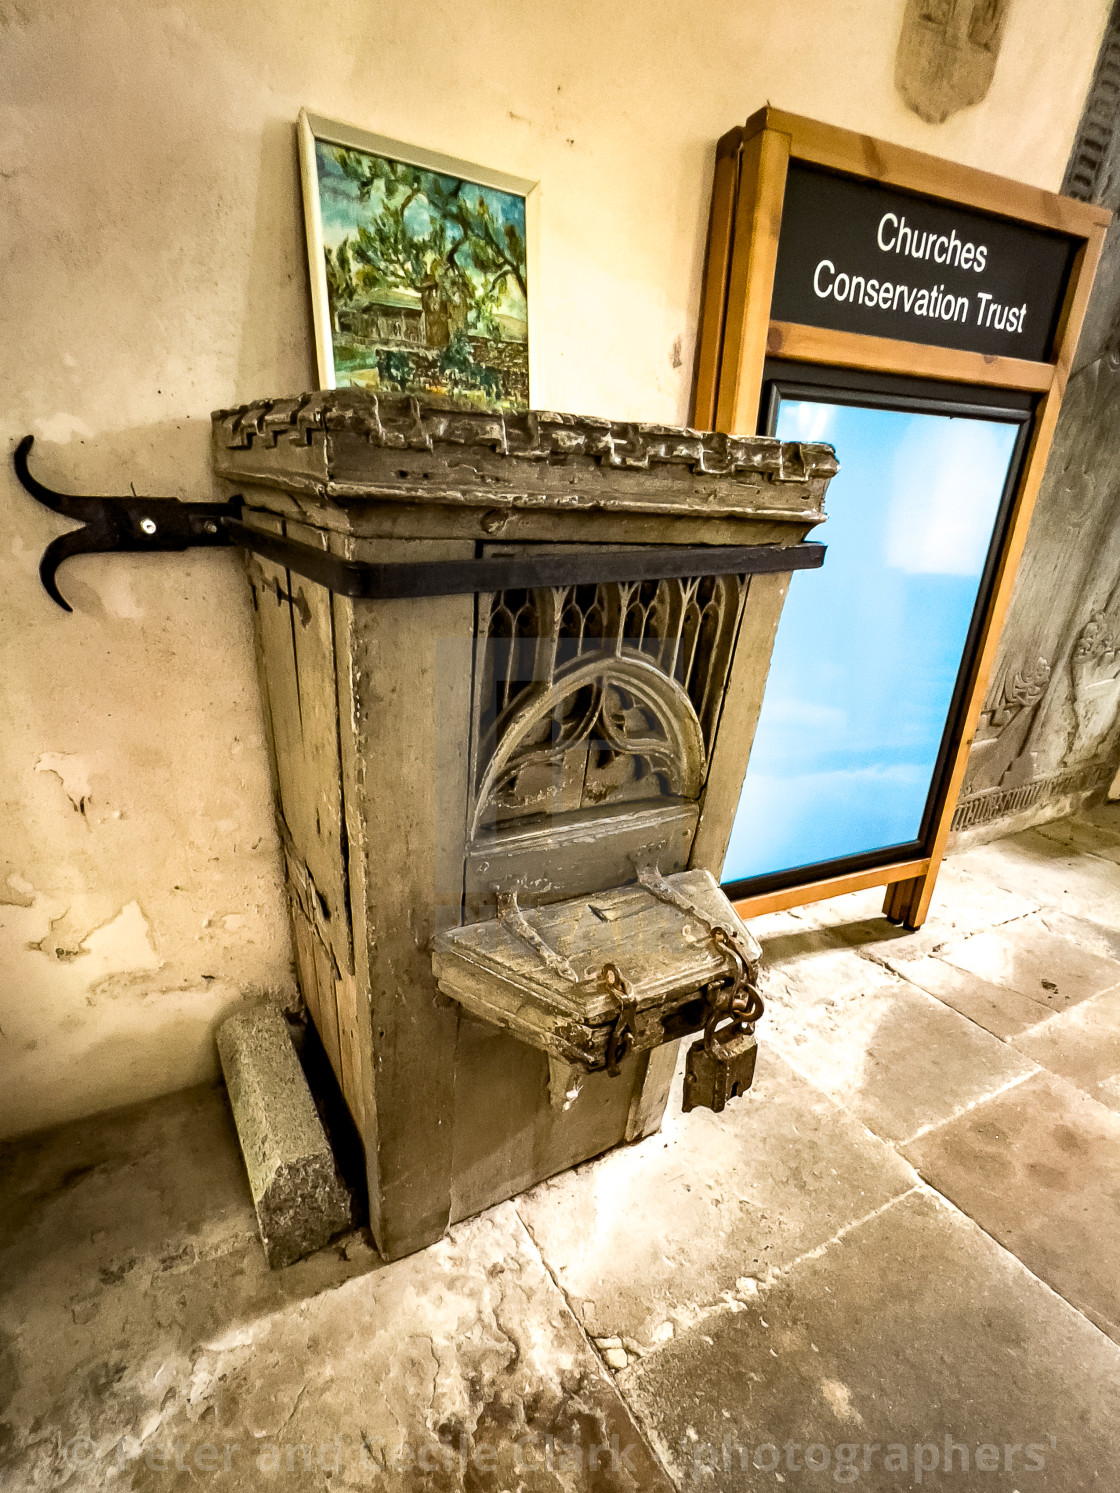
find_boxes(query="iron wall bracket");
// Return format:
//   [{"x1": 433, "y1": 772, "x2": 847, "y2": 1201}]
[
  {"x1": 14, "y1": 436, "x2": 241, "y2": 612},
  {"x1": 15, "y1": 435, "x2": 826, "y2": 612}
]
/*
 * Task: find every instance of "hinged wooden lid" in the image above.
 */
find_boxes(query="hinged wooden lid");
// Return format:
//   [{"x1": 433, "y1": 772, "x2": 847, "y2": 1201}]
[{"x1": 431, "y1": 869, "x2": 759, "y2": 1068}]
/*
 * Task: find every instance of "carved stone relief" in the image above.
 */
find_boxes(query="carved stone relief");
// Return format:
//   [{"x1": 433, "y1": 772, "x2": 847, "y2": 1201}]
[
  {"x1": 961, "y1": 349, "x2": 1120, "y2": 802},
  {"x1": 956, "y1": 0, "x2": 1120, "y2": 831},
  {"x1": 895, "y1": 0, "x2": 1012, "y2": 125},
  {"x1": 985, "y1": 657, "x2": 1053, "y2": 731},
  {"x1": 963, "y1": 654, "x2": 1050, "y2": 794},
  {"x1": 1067, "y1": 603, "x2": 1120, "y2": 763}
]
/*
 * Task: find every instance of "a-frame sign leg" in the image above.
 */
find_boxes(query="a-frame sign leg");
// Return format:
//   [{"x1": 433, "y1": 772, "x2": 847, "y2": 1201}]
[{"x1": 883, "y1": 873, "x2": 928, "y2": 928}]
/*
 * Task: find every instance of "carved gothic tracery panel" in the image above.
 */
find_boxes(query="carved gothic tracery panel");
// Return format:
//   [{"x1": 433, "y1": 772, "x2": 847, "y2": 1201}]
[{"x1": 470, "y1": 574, "x2": 746, "y2": 836}]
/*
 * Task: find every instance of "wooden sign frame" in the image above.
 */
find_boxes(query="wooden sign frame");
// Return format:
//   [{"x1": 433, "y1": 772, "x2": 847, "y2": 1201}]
[{"x1": 693, "y1": 107, "x2": 1109, "y2": 929}]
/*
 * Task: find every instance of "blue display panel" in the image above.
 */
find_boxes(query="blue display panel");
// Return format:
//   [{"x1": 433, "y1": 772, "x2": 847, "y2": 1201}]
[{"x1": 722, "y1": 396, "x2": 1019, "y2": 887}]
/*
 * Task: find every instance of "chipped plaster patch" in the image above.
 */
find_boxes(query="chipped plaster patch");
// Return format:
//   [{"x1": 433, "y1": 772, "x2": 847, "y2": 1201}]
[
  {"x1": 35, "y1": 752, "x2": 95, "y2": 815},
  {"x1": 29, "y1": 901, "x2": 162, "y2": 978},
  {"x1": 81, "y1": 902, "x2": 162, "y2": 979},
  {"x1": 98, "y1": 568, "x2": 146, "y2": 620},
  {"x1": 27, "y1": 904, "x2": 91, "y2": 961},
  {"x1": 33, "y1": 413, "x2": 94, "y2": 443},
  {"x1": 0, "y1": 875, "x2": 36, "y2": 909}
]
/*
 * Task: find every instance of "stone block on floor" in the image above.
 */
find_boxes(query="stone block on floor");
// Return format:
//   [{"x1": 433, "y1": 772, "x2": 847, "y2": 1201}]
[
  {"x1": 796, "y1": 862, "x2": 1040, "y2": 966},
  {"x1": 904, "y1": 1069, "x2": 1120, "y2": 1343},
  {"x1": 621, "y1": 1189, "x2": 1120, "y2": 1492},
  {"x1": 919, "y1": 859, "x2": 1045, "y2": 929},
  {"x1": 1036, "y1": 905, "x2": 1120, "y2": 963},
  {"x1": 1033, "y1": 806, "x2": 1120, "y2": 861},
  {"x1": 952, "y1": 828, "x2": 1120, "y2": 930},
  {"x1": 1074, "y1": 800, "x2": 1120, "y2": 836},
  {"x1": 217, "y1": 1001, "x2": 350, "y2": 1269}
]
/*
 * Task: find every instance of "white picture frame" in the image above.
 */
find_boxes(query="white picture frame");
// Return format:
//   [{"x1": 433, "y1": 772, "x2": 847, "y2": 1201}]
[{"x1": 298, "y1": 109, "x2": 540, "y2": 409}]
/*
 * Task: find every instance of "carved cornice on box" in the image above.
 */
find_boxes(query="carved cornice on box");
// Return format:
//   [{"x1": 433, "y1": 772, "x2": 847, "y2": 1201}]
[{"x1": 213, "y1": 391, "x2": 837, "y2": 484}]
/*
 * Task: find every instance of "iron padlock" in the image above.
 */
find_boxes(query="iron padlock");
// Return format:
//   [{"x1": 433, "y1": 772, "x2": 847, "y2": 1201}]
[{"x1": 682, "y1": 1025, "x2": 758, "y2": 1113}]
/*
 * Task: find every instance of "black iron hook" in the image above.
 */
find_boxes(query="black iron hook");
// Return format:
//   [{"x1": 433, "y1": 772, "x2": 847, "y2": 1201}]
[{"x1": 13, "y1": 435, "x2": 241, "y2": 612}]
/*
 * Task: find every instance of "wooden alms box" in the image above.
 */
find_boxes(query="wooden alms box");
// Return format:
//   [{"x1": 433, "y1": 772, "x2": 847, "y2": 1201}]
[{"x1": 211, "y1": 390, "x2": 835, "y2": 1261}]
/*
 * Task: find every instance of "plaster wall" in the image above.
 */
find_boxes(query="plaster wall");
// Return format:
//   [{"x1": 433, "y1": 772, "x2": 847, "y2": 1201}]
[{"x1": 0, "y1": 0, "x2": 1107, "y2": 1139}]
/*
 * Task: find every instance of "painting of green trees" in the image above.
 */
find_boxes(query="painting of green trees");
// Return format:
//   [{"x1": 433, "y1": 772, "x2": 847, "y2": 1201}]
[{"x1": 315, "y1": 139, "x2": 529, "y2": 409}]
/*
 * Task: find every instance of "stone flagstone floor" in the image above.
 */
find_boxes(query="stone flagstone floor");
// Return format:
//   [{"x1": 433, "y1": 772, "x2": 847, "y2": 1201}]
[{"x1": 2, "y1": 802, "x2": 1120, "y2": 1490}]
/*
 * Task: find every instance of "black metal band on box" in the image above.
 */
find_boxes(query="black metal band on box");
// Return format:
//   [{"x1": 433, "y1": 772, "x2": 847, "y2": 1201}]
[
  {"x1": 14, "y1": 433, "x2": 824, "y2": 609},
  {"x1": 228, "y1": 518, "x2": 825, "y2": 600}
]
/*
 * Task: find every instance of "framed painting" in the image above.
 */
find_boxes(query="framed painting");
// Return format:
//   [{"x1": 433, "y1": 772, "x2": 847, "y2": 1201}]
[{"x1": 298, "y1": 109, "x2": 538, "y2": 410}]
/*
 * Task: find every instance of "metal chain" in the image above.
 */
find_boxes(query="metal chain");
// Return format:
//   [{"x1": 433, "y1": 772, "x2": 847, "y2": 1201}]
[
  {"x1": 601, "y1": 963, "x2": 637, "y2": 1075},
  {"x1": 637, "y1": 866, "x2": 764, "y2": 1052},
  {"x1": 496, "y1": 873, "x2": 764, "y2": 1073}
]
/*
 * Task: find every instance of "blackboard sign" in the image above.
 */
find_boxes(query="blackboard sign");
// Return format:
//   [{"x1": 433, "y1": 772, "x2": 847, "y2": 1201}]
[{"x1": 770, "y1": 163, "x2": 1077, "y2": 361}]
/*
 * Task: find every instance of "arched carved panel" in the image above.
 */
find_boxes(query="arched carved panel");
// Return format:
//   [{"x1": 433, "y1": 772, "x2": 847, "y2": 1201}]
[
  {"x1": 469, "y1": 572, "x2": 746, "y2": 840},
  {"x1": 471, "y1": 654, "x2": 705, "y2": 838}
]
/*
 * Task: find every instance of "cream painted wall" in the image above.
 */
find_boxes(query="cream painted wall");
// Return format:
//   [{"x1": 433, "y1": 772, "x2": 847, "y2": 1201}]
[{"x1": 0, "y1": 0, "x2": 1107, "y2": 1139}]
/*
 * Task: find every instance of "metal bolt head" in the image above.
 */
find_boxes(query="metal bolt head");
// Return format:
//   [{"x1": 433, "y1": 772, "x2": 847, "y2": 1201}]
[
  {"x1": 140, "y1": 517, "x2": 157, "y2": 535},
  {"x1": 203, "y1": 520, "x2": 218, "y2": 535}
]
